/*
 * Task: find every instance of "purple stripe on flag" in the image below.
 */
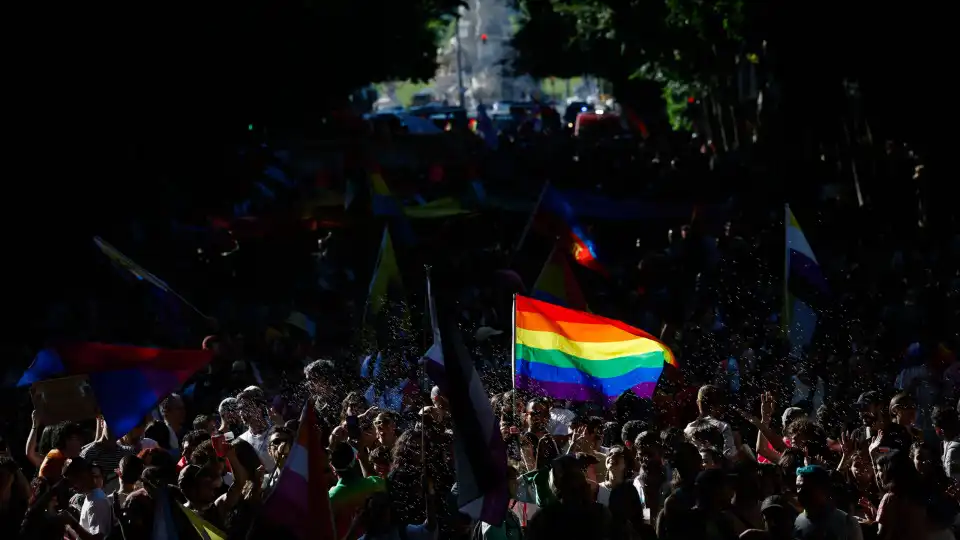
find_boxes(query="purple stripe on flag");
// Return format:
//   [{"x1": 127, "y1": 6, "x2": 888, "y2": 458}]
[
  {"x1": 264, "y1": 472, "x2": 309, "y2": 533},
  {"x1": 479, "y1": 420, "x2": 510, "y2": 523},
  {"x1": 515, "y1": 376, "x2": 659, "y2": 403},
  {"x1": 788, "y1": 248, "x2": 828, "y2": 293}
]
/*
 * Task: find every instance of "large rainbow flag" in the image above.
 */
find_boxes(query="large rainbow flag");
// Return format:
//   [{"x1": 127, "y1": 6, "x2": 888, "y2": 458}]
[{"x1": 514, "y1": 296, "x2": 676, "y2": 403}]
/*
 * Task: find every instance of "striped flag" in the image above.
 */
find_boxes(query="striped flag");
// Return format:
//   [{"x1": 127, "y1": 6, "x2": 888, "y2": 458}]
[
  {"x1": 366, "y1": 226, "x2": 403, "y2": 319},
  {"x1": 423, "y1": 272, "x2": 445, "y2": 391},
  {"x1": 784, "y1": 205, "x2": 827, "y2": 354},
  {"x1": 263, "y1": 402, "x2": 335, "y2": 539},
  {"x1": 433, "y1": 285, "x2": 508, "y2": 525},
  {"x1": 177, "y1": 502, "x2": 225, "y2": 540},
  {"x1": 514, "y1": 296, "x2": 676, "y2": 403},
  {"x1": 531, "y1": 243, "x2": 588, "y2": 312}
]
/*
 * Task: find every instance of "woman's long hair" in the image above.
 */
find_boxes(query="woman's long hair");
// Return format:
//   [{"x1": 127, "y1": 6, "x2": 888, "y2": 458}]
[{"x1": 876, "y1": 450, "x2": 924, "y2": 501}]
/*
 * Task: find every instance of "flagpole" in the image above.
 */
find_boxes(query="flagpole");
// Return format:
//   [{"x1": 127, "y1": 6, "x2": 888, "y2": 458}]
[
  {"x1": 421, "y1": 265, "x2": 429, "y2": 520},
  {"x1": 511, "y1": 293, "x2": 517, "y2": 423},
  {"x1": 513, "y1": 180, "x2": 550, "y2": 260},
  {"x1": 783, "y1": 204, "x2": 790, "y2": 342}
]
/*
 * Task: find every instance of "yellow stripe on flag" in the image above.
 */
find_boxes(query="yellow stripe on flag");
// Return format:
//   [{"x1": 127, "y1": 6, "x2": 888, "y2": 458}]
[
  {"x1": 178, "y1": 503, "x2": 226, "y2": 540},
  {"x1": 515, "y1": 327, "x2": 666, "y2": 361}
]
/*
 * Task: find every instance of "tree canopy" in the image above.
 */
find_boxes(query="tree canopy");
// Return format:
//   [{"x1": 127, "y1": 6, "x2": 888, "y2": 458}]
[{"x1": 511, "y1": 0, "x2": 941, "y2": 147}]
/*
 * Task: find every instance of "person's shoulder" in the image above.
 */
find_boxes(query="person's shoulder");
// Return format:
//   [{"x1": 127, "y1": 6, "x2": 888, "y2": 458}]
[
  {"x1": 365, "y1": 475, "x2": 387, "y2": 491},
  {"x1": 328, "y1": 481, "x2": 346, "y2": 498}
]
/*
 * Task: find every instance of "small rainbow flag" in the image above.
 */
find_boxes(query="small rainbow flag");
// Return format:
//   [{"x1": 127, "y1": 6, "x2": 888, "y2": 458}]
[
  {"x1": 531, "y1": 243, "x2": 588, "y2": 312},
  {"x1": 514, "y1": 296, "x2": 676, "y2": 403}
]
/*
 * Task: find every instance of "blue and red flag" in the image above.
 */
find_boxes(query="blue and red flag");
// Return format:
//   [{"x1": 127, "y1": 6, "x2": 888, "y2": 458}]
[
  {"x1": 18, "y1": 343, "x2": 212, "y2": 438},
  {"x1": 536, "y1": 186, "x2": 608, "y2": 277}
]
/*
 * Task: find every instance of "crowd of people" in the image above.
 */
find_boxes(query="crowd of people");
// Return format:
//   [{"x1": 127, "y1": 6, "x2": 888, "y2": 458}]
[{"x1": 1, "y1": 103, "x2": 958, "y2": 540}]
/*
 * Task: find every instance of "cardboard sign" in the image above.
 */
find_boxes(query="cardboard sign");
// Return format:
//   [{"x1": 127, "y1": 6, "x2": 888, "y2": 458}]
[{"x1": 30, "y1": 376, "x2": 99, "y2": 425}]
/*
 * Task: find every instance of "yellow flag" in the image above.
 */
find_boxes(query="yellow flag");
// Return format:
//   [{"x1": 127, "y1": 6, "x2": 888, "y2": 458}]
[
  {"x1": 177, "y1": 503, "x2": 226, "y2": 540},
  {"x1": 367, "y1": 226, "x2": 402, "y2": 316}
]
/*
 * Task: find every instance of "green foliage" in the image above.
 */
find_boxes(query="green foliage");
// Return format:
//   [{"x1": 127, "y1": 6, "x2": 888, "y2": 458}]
[{"x1": 511, "y1": 0, "x2": 743, "y2": 97}]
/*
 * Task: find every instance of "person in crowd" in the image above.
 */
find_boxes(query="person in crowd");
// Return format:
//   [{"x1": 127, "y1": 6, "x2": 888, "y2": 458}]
[
  {"x1": 19, "y1": 477, "x2": 70, "y2": 540},
  {"x1": 607, "y1": 482, "x2": 656, "y2": 540},
  {"x1": 178, "y1": 429, "x2": 212, "y2": 472},
  {"x1": 758, "y1": 495, "x2": 797, "y2": 540},
  {"x1": 683, "y1": 468, "x2": 739, "y2": 540},
  {"x1": 869, "y1": 450, "x2": 927, "y2": 540},
  {"x1": 79, "y1": 416, "x2": 133, "y2": 493},
  {"x1": 159, "y1": 393, "x2": 186, "y2": 459},
  {"x1": 267, "y1": 427, "x2": 294, "y2": 472},
  {"x1": 111, "y1": 455, "x2": 143, "y2": 507},
  {"x1": 621, "y1": 420, "x2": 648, "y2": 464},
  {"x1": 193, "y1": 414, "x2": 217, "y2": 435},
  {"x1": 932, "y1": 405, "x2": 960, "y2": 479},
  {"x1": 388, "y1": 429, "x2": 429, "y2": 527},
  {"x1": 685, "y1": 385, "x2": 737, "y2": 460},
  {"x1": 374, "y1": 411, "x2": 400, "y2": 450},
  {"x1": 889, "y1": 393, "x2": 923, "y2": 442},
  {"x1": 62, "y1": 457, "x2": 112, "y2": 539},
  {"x1": 525, "y1": 454, "x2": 611, "y2": 540},
  {"x1": 837, "y1": 429, "x2": 880, "y2": 523},
  {"x1": 68, "y1": 461, "x2": 103, "y2": 511},
  {"x1": 218, "y1": 397, "x2": 245, "y2": 436},
  {"x1": 633, "y1": 430, "x2": 671, "y2": 512},
  {"x1": 597, "y1": 445, "x2": 630, "y2": 506},
  {"x1": 853, "y1": 391, "x2": 886, "y2": 443},
  {"x1": 794, "y1": 464, "x2": 862, "y2": 539},
  {"x1": 142, "y1": 421, "x2": 172, "y2": 453},
  {"x1": 356, "y1": 485, "x2": 437, "y2": 540},
  {"x1": 909, "y1": 441, "x2": 959, "y2": 539},
  {"x1": 329, "y1": 441, "x2": 387, "y2": 540},
  {"x1": 520, "y1": 398, "x2": 552, "y2": 472},
  {"x1": 33, "y1": 420, "x2": 84, "y2": 483},
  {"x1": 237, "y1": 388, "x2": 277, "y2": 472},
  {"x1": 368, "y1": 445, "x2": 392, "y2": 478},
  {"x1": 0, "y1": 456, "x2": 30, "y2": 538},
  {"x1": 728, "y1": 460, "x2": 763, "y2": 533},
  {"x1": 180, "y1": 442, "x2": 247, "y2": 531}
]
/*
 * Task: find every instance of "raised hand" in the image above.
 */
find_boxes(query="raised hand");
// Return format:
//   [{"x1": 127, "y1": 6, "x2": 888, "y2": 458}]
[
  {"x1": 868, "y1": 429, "x2": 884, "y2": 457},
  {"x1": 840, "y1": 430, "x2": 855, "y2": 457},
  {"x1": 760, "y1": 392, "x2": 775, "y2": 424}
]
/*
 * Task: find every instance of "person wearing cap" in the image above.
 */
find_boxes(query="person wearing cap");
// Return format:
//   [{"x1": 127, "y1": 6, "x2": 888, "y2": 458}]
[
  {"x1": 759, "y1": 494, "x2": 797, "y2": 539},
  {"x1": 794, "y1": 465, "x2": 862, "y2": 540},
  {"x1": 328, "y1": 442, "x2": 386, "y2": 540},
  {"x1": 685, "y1": 385, "x2": 738, "y2": 461},
  {"x1": 888, "y1": 392, "x2": 922, "y2": 442}
]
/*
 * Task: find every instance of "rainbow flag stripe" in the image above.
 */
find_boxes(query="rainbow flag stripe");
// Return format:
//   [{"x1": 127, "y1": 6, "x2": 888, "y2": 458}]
[{"x1": 514, "y1": 295, "x2": 676, "y2": 403}]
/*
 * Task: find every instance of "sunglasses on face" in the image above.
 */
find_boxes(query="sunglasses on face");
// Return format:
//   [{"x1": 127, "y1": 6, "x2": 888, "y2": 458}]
[{"x1": 269, "y1": 439, "x2": 290, "y2": 447}]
